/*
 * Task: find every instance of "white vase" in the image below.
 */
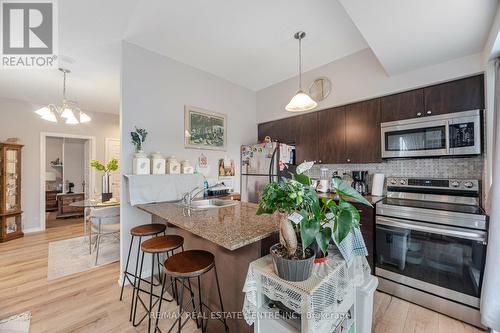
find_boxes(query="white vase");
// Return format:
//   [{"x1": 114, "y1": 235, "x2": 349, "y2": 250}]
[{"x1": 133, "y1": 151, "x2": 150, "y2": 175}]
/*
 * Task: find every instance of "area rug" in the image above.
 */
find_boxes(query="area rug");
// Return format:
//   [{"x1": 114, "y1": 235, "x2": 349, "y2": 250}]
[
  {"x1": 47, "y1": 236, "x2": 119, "y2": 280},
  {"x1": 0, "y1": 312, "x2": 31, "y2": 333}
]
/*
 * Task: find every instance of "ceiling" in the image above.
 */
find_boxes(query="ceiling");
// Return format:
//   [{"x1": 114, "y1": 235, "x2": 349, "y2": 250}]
[
  {"x1": 0, "y1": 0, "x2": 497, "y2": 115},
  {"x1": 339, "y1": 0, "x2": 499, "y2": 75}
]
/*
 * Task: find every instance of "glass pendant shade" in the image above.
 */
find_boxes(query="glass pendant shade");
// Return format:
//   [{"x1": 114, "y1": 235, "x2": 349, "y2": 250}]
[
  {"x1": 35, "y1": 107, "x2": 51, "y2": 117},
  {"x1": 79, "y1": 112, "x2": 91, "y2": 123},
  {"x1": 286, "y1": 90, "x2": 318, "y2": 112},
  {"x1": 65, "y1": 113, "x2": 79, "y2": 124},
  {"x1": 41, "y1": 111, "x2": 57, "y2": 122},
  {"x1": 60, "y1": 107, "x2": 74, "y2": 119}
]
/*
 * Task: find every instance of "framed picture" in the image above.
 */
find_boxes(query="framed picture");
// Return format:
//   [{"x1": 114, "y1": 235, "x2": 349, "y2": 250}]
[{"x1": 184, "y1": 105, "x2": 227, "y2": 151}]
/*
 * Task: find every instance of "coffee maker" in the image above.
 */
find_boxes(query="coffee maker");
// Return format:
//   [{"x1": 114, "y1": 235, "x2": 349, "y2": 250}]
[{"x1": 352, "y1": 171, "x2": 368, "y2": 195}]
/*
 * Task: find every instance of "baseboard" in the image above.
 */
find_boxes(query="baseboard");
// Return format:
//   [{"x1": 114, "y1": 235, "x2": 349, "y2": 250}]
[{"x1": 23, "y1": 227, "x2": 43, "y2": 234}]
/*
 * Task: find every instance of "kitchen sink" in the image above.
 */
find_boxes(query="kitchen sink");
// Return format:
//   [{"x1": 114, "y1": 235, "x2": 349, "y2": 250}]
[{"x1": 177, "y1": 199, "x2": 238, "y2": 210}]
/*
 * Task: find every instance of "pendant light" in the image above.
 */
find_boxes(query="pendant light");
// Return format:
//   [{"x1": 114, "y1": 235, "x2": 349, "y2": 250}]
[
  {"x1": 34, "y1": 68, "x2": 92, "y2": 124},
  {"x1": 285, "y1": 31, "x2": 318, "y2": 112}
]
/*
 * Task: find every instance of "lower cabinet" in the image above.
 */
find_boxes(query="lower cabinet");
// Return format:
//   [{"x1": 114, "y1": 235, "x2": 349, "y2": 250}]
[
  {"x1": 57, "y1": 193, "x2": 84, "y2": 218},
  {"x1": 352, "y1": 201, "x2": 375, "y2": 273}
]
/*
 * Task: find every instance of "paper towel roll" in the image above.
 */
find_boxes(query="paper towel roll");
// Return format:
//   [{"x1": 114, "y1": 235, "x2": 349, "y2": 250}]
[{"x1": 371, "y1": 173, "x2": 385, "y2": 196}]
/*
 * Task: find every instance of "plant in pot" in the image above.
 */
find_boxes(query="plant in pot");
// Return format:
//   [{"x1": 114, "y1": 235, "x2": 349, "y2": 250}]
[
  {"x1": 130, "y1": 127, "x2": 148, "y2": 153},
  {"x1": 90, "y1": 158, "x2": 119, "y2": 202},
  {"x1": 256, "y1": 162, "x2": 372, "y2": 282}
]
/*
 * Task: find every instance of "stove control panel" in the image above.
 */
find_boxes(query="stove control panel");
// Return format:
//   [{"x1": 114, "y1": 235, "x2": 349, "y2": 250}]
[{"x1": 387, "y1": 177, "x2": 479, "y2": 191}]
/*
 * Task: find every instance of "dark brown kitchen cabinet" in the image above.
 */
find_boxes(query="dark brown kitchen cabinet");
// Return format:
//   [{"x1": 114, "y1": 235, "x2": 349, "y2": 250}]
[
  {"x1": 424, "y1": 75, "x2": 484, "y2": 116},
  {"x1": 258, "y1": 118, "x2": 295, "y2": 144},
  {"x1": 258, "y1": 113, "x2": 318, "y2": 163},
  {"x1": 352, "y1": 201, "x2": 375, "y2": 273},
  {"x1": 317, "y1": 106, "x2": 346, "y2": 164},
  {"x1": 381, "y1": 89, "x2": 424, "y2": 122},
  {"x1": 345, "y1": 99, "x2": 381, "y2": 163},
  {"x1": 292, "y1": 112, "x2": 318, "y2": 163}
]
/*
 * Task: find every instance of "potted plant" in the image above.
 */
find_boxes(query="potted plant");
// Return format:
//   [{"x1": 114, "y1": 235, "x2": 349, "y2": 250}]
[
  {"x1": 257, "y1": 162, "x2": 372, "y2": 282},
  {"x1": 90, "y1": 158, "x2": 119, "y2": 202},
  {"x1": 130, "y1": 127, "x2": 148, "y2": 153}
]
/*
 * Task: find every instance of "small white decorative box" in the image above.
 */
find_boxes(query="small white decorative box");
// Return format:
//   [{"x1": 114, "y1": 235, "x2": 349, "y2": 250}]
[
  {"x1": 166, "y1": 156, "x2": 181, "y2": 174},
  {"x1": 151, "y1": 152, "x2": 166, "y2": 174},
  {"x1": 133, "y1": 152, "x2": 151, "y2": 175},
  {"x1": 181, "y1": 160, "x2": 194, "y2": 174}
]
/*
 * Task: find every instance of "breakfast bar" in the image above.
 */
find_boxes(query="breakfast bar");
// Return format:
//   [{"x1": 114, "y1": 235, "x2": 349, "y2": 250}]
[{"x1": 137, "y1": 201, "x2": 280, "y2": 333}]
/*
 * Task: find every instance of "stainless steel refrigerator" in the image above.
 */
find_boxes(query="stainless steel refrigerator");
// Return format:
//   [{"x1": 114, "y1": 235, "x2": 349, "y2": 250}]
[{"x1": 241, "y1": 142, "x2": 295, "y2": 203}]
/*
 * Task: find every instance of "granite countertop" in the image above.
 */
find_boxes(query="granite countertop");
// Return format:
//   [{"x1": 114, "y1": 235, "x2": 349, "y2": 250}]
[
  {"x1": 137, "y1": 201, "x2": 280, "y2": 251},
  {"x1": 316, "y1": 192, "x2": 385, "y2": 205}
]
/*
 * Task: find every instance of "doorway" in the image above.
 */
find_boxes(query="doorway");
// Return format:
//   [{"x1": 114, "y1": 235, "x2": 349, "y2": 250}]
[{"x1": 40, "y1": 133, "x2": 96, "y2": 230}]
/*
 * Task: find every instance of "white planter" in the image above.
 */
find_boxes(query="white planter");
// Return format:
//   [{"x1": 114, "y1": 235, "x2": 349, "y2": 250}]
[{"x1": 133, "y1": 151, "x2": 151, "y2": 175}]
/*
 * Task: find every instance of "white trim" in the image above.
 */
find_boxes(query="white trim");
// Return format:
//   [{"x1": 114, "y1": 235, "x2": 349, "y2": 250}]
[
  {"x1": 40, "y1": 132, "x2": 96, "y2": 231},
  {"x1": 104, "y1": 138, "x2": 120, "y2": 162}
]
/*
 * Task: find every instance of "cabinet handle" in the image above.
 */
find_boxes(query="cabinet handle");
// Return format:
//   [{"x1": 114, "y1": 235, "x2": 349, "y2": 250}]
[
  {"x1": 426, "y1": 110, "x2": 432, "y2": 115},
  {"x1": 416, "y1": 112, "x2": 422, "y2": 117},
  {"x1": 318, "y1": 160, "x2": 322, "y2": 163},
  {"x1": 346, "y1": 158, "x2": 351, "y2": 163}
]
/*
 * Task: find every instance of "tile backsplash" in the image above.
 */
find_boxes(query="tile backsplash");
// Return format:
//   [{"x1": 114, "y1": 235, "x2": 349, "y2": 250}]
[{"x1": 308, "y1": 156, "x2": 484, "y2": 182}]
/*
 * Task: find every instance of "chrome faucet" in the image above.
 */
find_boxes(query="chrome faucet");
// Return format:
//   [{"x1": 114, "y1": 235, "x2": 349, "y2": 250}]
[{"x1": 182, "y1": 182, "x2": 224, "y2": 206}]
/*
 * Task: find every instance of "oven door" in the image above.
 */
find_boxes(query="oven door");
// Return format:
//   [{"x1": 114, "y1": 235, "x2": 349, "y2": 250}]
[
  {"x1": 381, "y1": 119, "x2": 449, "y2": 158},
  {"x1": 375, "y1": 216, "x2": 487, "y2": 307}
]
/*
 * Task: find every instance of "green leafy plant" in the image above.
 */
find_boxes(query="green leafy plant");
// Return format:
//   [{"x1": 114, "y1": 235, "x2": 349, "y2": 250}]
[
  {"x1": 257, "y1": 162, "x2": 372, "y2": 258},
  {"x1": 90, "y1": 158, "x2": 119, "y2": 173},
  {"x1": 130, "y1": 127, "x2": 148, "y2": 152}
]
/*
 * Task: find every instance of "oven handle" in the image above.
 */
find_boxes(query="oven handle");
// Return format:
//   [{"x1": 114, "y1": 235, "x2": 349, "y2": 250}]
[{"x1": 376, "y1": 216, "x2": 487, "y2": 243}]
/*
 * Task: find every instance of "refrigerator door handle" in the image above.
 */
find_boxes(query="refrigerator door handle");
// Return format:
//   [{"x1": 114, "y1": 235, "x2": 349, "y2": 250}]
[{"x1": 269, "y1": 147, "x2": 277, "y2": 183}]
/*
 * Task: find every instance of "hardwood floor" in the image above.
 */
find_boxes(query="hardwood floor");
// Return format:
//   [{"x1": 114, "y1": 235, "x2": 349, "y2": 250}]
[
  {"x1": 0, "y1": 223, "x2": 486, "y2": 333},
  {"x1": 372, "y1": 291, "x2": 485, "y2": 333}
]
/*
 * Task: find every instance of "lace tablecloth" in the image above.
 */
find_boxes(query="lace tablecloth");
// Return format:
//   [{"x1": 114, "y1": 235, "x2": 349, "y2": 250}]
[{"x1": 242, "y1": 248, "x2": 370, "y2": 332}]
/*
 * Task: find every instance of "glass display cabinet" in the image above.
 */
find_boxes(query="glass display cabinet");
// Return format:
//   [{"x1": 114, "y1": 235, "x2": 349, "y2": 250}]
[{"x1": 0, "y1": 143, "x2": 23, "y2": 242}]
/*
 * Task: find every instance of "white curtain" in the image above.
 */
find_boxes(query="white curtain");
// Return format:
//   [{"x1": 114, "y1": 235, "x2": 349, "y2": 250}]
[{"x1": 481, "y1": 58, "x2": 500, "y2": 331}]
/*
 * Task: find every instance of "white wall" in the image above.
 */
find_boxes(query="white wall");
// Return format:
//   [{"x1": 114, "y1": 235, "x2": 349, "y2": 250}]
[
  {"x1": 257, "y1": 48, "x2": 485, "y2": 123},
  {"x1": 120, "y1": 41, "x2": 257, "y2": 277},
  {"x1": 64, "y1": 138, "x2": 86, "y2": 193},
  {"x1": 0, "y1": 98, "x2": 120, "y2": 232}
]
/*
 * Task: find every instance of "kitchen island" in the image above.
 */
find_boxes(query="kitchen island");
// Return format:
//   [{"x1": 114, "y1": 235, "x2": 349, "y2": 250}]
[{"x1": 137, "y1": 201, "x2": 280, "y2": 333}]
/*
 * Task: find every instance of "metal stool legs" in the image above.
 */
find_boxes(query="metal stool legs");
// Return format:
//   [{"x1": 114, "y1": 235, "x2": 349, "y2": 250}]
[{"x1": 154, "y1": 262, "x2": 228, "y2": 333}]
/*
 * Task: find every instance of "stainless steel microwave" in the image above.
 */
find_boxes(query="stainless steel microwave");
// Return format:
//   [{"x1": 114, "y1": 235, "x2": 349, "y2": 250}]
[{"x1": 381, "y1": 110, "x2": 482, "y2": 158}]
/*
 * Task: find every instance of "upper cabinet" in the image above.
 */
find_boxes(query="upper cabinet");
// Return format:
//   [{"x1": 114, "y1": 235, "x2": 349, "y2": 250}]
[
  {"x1": 258, "y1": 75, "x2": 484, "y2": 164},
  {"x1": 345, "y1": 99, "x2": 381, "y2": 163},
  {"x1": 424, "y1": 75, "x2": 484, "y2": 116},
  {"x1": 381, "y1": 75, "x2": 485, "y2": 122},
  {"x1": 257, "y1": 112, "x2": 318, "y2": 163},
  {"x1": 258, "y1": 117, "x2": 294, "y2": 144},
  {"x1": 381, "y1": 89, "x2": 424, "y2": 122},
  {"x1": 292, "y1": 112, "x2": 318, "y2": 164},
  {"x1": 318, "y1": 106, "x2": 346, "y2": 164}
]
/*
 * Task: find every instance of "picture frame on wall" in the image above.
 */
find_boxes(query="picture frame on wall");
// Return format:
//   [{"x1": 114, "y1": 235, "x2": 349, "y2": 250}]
[{"x1": 184, "y1": 105, "x2": 227, "y2": 151}]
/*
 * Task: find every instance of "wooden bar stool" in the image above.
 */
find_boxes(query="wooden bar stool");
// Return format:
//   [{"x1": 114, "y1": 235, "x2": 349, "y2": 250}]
[
  {"x1": 155, "y1": 250, "x2": 228, "y2": 333},
  {"x1": 132, "y1": 235, "x2": 187, "y2": 332},
  {"x1": 120, "y1": 223, "x2": 167, "y2": 320}
]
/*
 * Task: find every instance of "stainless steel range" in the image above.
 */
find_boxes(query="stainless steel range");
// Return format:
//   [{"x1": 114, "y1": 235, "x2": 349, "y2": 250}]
[{"x1": 375, "y1": 177, "x2": 487, "y2": 327}]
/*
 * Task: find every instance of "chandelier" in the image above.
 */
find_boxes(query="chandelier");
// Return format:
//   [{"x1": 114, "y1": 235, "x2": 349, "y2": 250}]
[{"x1": 34, "y1": 68, "x2": 91, "y2": 124}]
